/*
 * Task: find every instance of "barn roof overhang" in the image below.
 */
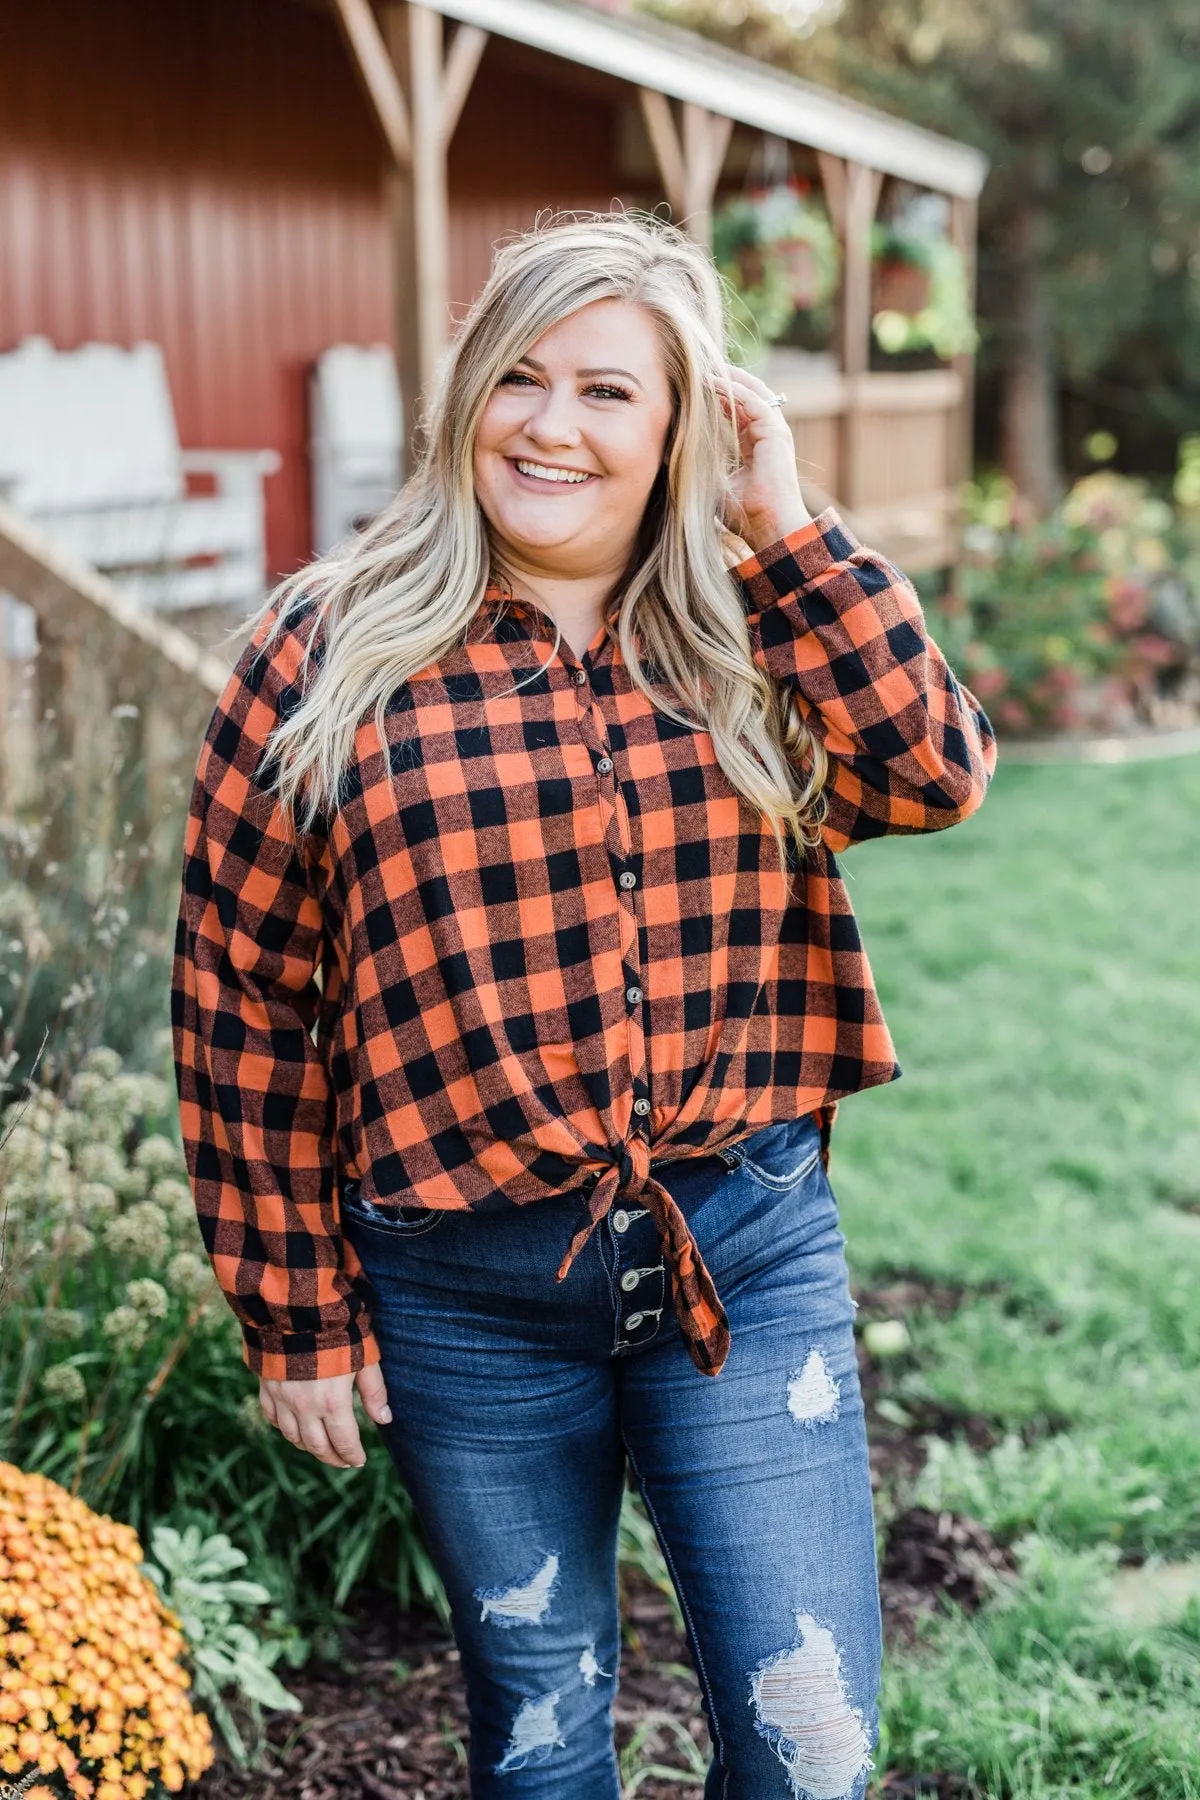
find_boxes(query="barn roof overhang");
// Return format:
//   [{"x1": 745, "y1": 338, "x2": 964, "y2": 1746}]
[{"x1": 427, "y1": 0, "x2": 988, "y2": 198}]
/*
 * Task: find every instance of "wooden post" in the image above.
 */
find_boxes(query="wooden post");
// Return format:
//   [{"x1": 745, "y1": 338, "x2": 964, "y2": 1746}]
[
  {"x1": 377, "y1": 3, "x2": 487, "y2": 469},
  {"x1": 637, "y1": 89, "x2": 732, "y2": 243},
  {"x1": 409, "y1": 5, "x2": 449, "y2": 405},
  {"x1": 817, "y1": 152, "x2": 882, "y2": 511},
  {"x1": 949, "y1": 192, "x2": 979, "y2": 488}
]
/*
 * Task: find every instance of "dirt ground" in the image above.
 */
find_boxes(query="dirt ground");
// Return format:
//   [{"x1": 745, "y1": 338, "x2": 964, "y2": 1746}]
[{"x1": 188, "y1": 1321, "x2": 1012, "y2": 1800}]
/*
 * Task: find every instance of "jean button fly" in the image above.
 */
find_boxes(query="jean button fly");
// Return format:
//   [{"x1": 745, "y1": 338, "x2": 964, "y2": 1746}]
[
  {"x1": 620, "y1": 1269, "x2": 640, "y2": 1292},
  {"x1": 625, "y1": 1312, "x2": 644, "y2": 1330},
  {"x1": 612, "y1": 1209, "x2": 630, "y2": 1233}
]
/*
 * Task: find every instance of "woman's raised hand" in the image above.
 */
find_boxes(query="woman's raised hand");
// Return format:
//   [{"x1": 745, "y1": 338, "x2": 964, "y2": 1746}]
[
  {"x1": 258, "y1": 1362, "x2": 393, "y2": 1469},
  {"x1": 715, "y1": 362, "x2": 811, "y2": 554}
]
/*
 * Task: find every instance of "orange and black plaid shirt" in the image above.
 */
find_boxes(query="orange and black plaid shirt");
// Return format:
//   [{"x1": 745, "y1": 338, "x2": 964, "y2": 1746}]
[{"x1": 172, "y1": 507, "x2": 996, "y2": 1383}]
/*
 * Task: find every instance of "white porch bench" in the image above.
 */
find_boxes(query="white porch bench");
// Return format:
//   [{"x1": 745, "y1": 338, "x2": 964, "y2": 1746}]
[{"x1": 0, "y1": 336, "x2": 280, "y2": 640}]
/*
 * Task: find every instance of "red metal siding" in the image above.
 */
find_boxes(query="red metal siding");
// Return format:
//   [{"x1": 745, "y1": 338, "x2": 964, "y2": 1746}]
[
  {"x1": 0, "y1": 0, "x2": 394, "y2": 578},
  {"x1": 1, "y1": 5, "x2": 648, "y2": 579}
]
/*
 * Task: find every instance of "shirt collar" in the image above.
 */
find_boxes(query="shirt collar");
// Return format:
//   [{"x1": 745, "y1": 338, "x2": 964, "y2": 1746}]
[{"x1": 482, "y1": 580, "x2": 623, "y2": 637}]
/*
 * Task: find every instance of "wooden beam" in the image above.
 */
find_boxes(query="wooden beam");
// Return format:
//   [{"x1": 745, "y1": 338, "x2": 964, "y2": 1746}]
[
  {"x1": 638, "y1": 89, "x2": 731, "y2": 242},
  {"x1": 440, "y1": 22, "x2": 488, "y2": 147},
  {"x1": 638, "y1": 88, "x2": 687, "y2": 220},
  {"x1": 815, "y1": 149, "x2": 846, "y2": 238},
  {"x1": 330, "y1": 0, "x2": 412, "y2": 166},
  {"x1": 681, "y1": 103, "x2": 733, "y2": 240}
]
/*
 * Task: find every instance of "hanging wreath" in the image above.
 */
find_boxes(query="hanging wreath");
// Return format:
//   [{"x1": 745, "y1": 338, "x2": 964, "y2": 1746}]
[{"x1": 713, "y1": 183, "x2": 840, "y2": 367}]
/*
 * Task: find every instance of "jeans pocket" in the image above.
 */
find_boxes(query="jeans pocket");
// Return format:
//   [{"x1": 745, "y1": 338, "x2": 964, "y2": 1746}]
[
  {"x1": 340, "y1": 1181, "x2": 445, "y2": 1238},
  {"x1": 718, "y1": 1118, "x2": 823, "y2": 1192}
]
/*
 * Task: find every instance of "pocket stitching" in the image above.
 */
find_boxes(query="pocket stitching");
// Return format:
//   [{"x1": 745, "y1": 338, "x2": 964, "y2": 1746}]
[{"x1": 735, "y1": 1142, "x2": 822, "y2": 1192}]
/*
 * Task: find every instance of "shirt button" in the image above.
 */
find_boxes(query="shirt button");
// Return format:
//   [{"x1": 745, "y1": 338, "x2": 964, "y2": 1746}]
[
  {"x1": 625, "y1": 985, "x2": 642, "y2": 1006},
  {"x1": 632, "y1": 1097, "x2": 651, "y2": 1116},
  {"x1": 625, "y1": 1311, "x2": 645, "y2": 1330},
  {"x1": 596, "y1": 756, "x2": 613, "y2": 774},
  {"x1": 618, "y1": 869, "x2": 637, "y2": 889},
  {"x1": 572, "y1": 668, "x2": 588, "y2": 686},
  {"x1": 612, "y1": 1209, "x2": 630, "y2": 1233},
  {"x1": 620, "y1": 1270, "x2": 641, "y2": 1292}
]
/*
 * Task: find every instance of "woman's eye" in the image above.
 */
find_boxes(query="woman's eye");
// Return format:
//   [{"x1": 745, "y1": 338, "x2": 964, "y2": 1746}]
[{"x1": 496, "y1": 373, "x2": 632, "y2": 401}]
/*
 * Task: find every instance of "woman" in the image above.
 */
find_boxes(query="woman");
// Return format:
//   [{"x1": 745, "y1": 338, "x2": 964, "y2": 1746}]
[{"x1": 173, "y1": 212, "x2": 994, "y2": 1799}]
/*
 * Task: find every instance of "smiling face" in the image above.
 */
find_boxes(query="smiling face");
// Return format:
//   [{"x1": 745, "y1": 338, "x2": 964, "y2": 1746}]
[{"x1": 472, "y1": 297, "x2": 677, "y2": 584}]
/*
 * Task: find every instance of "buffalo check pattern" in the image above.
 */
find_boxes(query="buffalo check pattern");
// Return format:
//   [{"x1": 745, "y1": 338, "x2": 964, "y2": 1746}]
[{"x1": 172, "y1": 507, "x2": 996, "y2": 1383}]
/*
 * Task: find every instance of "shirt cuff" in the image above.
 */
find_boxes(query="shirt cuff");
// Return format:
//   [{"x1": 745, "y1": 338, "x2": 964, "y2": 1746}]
[
  {"x1": 731, "y1": 507, "x2": 860, "y2": 610},
  {"x1": 240, "y1": 1321, "x2": 382, "y2": 1384}
]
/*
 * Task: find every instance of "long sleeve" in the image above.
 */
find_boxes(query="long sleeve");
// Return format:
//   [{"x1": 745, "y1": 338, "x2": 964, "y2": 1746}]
[
  {"x1": 171, "y1": 611, "x2": 379, "y2": 1383},
  {"x1": 734, "y1": 507, "x2": 997, "y2": 851}
]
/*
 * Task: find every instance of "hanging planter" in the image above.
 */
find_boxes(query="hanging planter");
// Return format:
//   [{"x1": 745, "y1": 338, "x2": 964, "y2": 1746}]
[
  {"x1": 872, "y1": 256, "x2": 932, "y2": 317},
  {"x1": 870, "y1": 220, "x2": 977, "y2": 360},
  {"x1": 713, "y1": 182, "x2": 840, "y2": 366}
]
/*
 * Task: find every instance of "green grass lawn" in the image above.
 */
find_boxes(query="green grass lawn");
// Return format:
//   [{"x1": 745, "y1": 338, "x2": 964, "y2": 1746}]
[{"x1": 832, "y1": 754, "x2": 1200, "y2": 1797}]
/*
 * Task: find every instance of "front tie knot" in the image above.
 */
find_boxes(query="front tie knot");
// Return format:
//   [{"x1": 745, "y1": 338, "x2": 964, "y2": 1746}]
[{"x1": 556, "y1": 1134, "x2": 731, "y2": 1378}]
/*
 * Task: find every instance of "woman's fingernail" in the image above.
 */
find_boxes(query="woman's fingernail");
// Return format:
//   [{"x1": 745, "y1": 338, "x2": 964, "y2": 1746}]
[{"x1": 379, "y1": 1406, "x2": 392, "y2": 1423}]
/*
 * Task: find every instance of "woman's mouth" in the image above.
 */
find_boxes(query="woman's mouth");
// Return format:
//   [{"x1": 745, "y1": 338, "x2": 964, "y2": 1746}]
[{"x1": 508, "y1": 458, "x2": 597, "y2": 488}]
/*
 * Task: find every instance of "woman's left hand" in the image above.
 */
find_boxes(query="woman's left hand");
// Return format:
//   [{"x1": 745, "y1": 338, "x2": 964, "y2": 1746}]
[{"x1": 716, "y1": 363, "x2": 811, "y2": 553}]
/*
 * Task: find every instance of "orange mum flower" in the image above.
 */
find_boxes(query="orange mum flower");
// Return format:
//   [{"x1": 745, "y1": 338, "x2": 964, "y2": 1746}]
[{"x1": 0, "y1": 1463, "x2": 214, "y2": 1799}]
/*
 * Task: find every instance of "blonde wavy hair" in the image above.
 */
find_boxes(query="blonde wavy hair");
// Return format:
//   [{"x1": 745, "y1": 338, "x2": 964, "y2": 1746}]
[{"x1": 254, "y1": 210, "x2": 827, "y2": 873}]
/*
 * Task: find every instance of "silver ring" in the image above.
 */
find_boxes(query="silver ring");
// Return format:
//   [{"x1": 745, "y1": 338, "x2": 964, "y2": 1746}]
[{"x1": 768, "y1": 391, "x2": 788, "y2": 407}]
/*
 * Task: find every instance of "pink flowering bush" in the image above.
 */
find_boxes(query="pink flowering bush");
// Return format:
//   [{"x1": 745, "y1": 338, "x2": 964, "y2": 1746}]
[{"x1": 931, "y1": 468, "x2": 1200, "y2": 737}]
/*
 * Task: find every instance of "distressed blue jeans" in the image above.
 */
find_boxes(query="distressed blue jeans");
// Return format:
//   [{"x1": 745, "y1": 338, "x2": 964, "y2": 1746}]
[{"x1": 340, "y1": 1112, "x2": 883, "y2": 1799}]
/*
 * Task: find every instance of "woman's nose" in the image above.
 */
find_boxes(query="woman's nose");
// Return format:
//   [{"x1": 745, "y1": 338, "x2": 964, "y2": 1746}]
[{"x1": 525, "y1": 384, "x2": 583, "y2": 446}]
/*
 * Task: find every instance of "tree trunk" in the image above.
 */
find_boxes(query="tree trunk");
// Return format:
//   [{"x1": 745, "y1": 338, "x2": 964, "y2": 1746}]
[{"x1": 999, "y1": 204, "x2": 1062, "y2": 516}]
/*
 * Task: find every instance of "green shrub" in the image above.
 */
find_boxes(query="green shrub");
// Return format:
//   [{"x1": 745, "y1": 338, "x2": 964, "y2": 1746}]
[
  {"x1": 931, "y1": 466, "x2": 1200, "y2": 736},
  {"x1": 0, "y1": 1027, "x2": 438, "y2": 1638},
  {"x1": 142, "y1": 1523, "x2": 306, "y2": 1767}
]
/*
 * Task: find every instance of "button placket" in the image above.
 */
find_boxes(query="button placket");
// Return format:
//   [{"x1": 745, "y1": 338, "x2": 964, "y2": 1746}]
[
  {"x1": 610, "y1": 1205, "x2": 666, "y2": 1353},
  {"x1": 568, "y1": 645, "x2": 651, "y2": 1152}
]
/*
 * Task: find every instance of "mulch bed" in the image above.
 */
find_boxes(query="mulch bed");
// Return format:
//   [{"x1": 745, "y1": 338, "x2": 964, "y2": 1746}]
[
  {"x1": 188, "y1": 1307, "x2": 1013, "y2": 1800},
  {"x1": 186, "y1": 1570, "x2": 707, "y2": 1800}
]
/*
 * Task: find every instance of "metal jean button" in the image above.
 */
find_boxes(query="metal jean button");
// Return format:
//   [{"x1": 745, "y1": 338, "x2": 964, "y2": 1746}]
[
  {"x1": 620, "y1": 1269, "x2": 640, "y2": 1292},
  {"x1": 625, "y1": 1311, "x2": 645, "y2": 1330},
  {"x1": 612, "y1": 1209, "x2": 630, "y2": 1233}
]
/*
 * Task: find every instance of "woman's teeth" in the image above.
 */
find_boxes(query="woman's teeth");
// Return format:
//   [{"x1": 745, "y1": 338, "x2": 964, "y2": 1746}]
[{"x1": 514, "y1": 460, "x2": 592, "y2": 484}]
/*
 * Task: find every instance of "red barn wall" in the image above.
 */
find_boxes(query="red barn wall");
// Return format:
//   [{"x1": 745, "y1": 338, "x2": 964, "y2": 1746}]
[
  {"x1": 0, "y1": 0, "x2": 395, "y2": 578},
  {"x1": 0, "y1": 2, "x2": 633, "y2": 579}
]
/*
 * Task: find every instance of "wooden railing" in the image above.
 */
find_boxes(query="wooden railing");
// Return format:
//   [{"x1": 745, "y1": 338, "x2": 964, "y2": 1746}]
[
  {"x1": 765, "y1": 361, "x2": 965, "y2": 573},
  {"x1": 0, "y1": 500, "x2": 228, "y2": 860}
]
